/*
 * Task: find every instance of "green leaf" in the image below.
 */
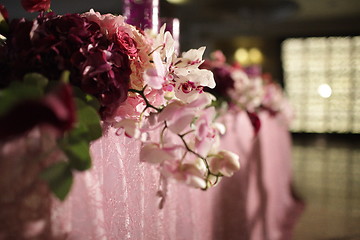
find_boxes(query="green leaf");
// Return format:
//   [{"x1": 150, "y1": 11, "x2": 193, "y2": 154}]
[
  {"x1": 23, "y1": 73, "x2": 48, "y2": 89},
  {"x1": 85, "y1": 94, "x2": 101, "y2": 111},
  {"x1": 75, "y1": 99, "x2": 102, "y2": 141},
  {"x1": 65, "y1": 125, "x2": 89, "y2": 143},
  {"x1": 72, "y1": 87, "x2": 101, "y2": 111},
  {"x1": 61, "y1": 140, "x2": 92, "y2": 171},
  {"x1": 40, "y1": 162, "x2": 73, "y2": 201},
  {"x1": 0, "y1": 16, "x2": 9, "y2": 34},
  {"x1": 71, "y1": 86, "x2": 87, "y2": 101},
  {"x1": 0, "y1": 73, "x2": 49, "y2": 115},
  {"x1": 57, "y1": 97, "x2": 101, "y2": 171},
  {"x1": 0, "y1": 82, "x2": 44, "y2": 116},
  {"x1": 59, "y1": 70, "x2": 70, "y2": 83}
]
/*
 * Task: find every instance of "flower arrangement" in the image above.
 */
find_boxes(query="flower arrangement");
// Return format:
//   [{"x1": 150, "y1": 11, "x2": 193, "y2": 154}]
[
  {"x1": 201, "y1": 50, "x2": 290, "y2": 134},
  {"x1": 0, "y1": 0, "x2": 240, "y2": 200}
]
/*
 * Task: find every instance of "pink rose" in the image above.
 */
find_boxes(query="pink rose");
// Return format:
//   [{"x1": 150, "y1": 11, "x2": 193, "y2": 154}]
[
  {"x1": 115, "y1": 31, "x2": 139, "y2": 58},
  {"x1": 21, "y1": 0, "x2": 51, "y2": 12}
]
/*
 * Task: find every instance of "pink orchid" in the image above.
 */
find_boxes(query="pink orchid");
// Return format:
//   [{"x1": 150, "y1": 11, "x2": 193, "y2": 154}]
[
  {"x1": 153, "y1": 24, "x2": 176, "y2": 60},
  {"x1": 208, "y1": 150, "x2": 240, "y2": 177},
  {"x1": 143, "y1": 51, "x2": 167, "y2": 89},
  {"x1": 158, "y1": 93, "x2": 214, "y2": 134},
  {"x1": 143, "y1": 88, "x2": 166, "y2": 109},
  {"x1": 162, "y1": 160, "x2": 207, "y2": 189},
  {"x1": 191, "y1": 106, "x2": 225, "y2": 157},
  {"x1": 113, "y1": 96, "x2": 146, "y2": 120},
  {"x1": 158, "y1": 101, "x2": 194, "y2": 134},
  {"x1": 139, "y1": 143, "x2": 173, "y2": 164},
  {"x1": 113, "y1": 118, "x2": 141, "y2": 138},
  {"x1": 192, "y1": 107, "x2": 222, "y2": 157},
  {"x1": 175, "y1": 46, "x2": 206, "y2": 69},
  {"x1": 174, "y1": 69, "x2": 215, "y2": 103}
]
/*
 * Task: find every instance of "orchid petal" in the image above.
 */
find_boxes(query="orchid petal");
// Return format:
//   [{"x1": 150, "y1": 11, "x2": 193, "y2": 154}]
[
  {"x1": 140, "y1": 143, "x2": 173, "y2": 164},
  {"x1": 113, "y1": 119, "x2": 140, "y2": 138},
  {"x1": 209, "y1": 150, "x2": 240, "y2": 177},
  {"x1": 167, "y1": 113, "x2": 194, "y2": 134}
]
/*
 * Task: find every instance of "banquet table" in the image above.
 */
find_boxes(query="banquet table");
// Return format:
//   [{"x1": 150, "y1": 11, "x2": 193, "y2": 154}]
[{"x1": 0, "y1": 111, "x2": 303, "y2": 240}]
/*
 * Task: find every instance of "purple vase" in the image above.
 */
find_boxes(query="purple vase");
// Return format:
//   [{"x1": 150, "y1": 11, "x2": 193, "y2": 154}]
[{"x1": 123, "y1": 0, "x2": 159, "y2": 32}]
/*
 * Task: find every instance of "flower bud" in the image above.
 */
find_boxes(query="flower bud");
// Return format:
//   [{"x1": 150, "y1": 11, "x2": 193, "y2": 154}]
[{"x1": 208, "y1": 150, "x2": 240, "y2": 177}]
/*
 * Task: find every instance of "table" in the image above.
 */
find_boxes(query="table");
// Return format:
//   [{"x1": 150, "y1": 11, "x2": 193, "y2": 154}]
[{"x1": 0, "y1": 112, "x2": 303, "y2": 240}]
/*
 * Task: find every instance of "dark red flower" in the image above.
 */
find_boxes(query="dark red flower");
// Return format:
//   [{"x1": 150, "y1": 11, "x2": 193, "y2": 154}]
[
  {"x1": 21, "y1": 0, "x2": 51, "y2": 13},
  {"x1": 73, "y1": 43, "x2": 131, "y2": 118},
  {"x1": 0, "y1": 83, "x2": 76, "y2": 141},
  {"x1": 246, "y1": 111, "x2": 261, "y2": 136},
  {"x1": 0, "y1": 18, "x2": 34, "y2": 88},
  {"x1": 1, "y1": 13, "x2": 132, "y2": 119}
]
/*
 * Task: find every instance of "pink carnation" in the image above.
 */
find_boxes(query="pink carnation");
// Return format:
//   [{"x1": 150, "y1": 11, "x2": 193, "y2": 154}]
[{"x1": 82, "y1": 9, "x2": 131, "y2": 37}]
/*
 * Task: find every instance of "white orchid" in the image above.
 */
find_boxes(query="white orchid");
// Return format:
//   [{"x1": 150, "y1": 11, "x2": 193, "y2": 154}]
[
  {"x1": 229, "y1": 69, "x2": 264, "y2": 112},
  {"x1": 208, "y1": 150, "x2": 240, "y2": 177},
  {"x1": 112, "y1": 22, "x2": 241, "y2": 191}
]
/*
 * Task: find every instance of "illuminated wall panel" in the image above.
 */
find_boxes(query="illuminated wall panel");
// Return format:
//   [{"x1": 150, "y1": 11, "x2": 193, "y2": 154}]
[{"x1": 282, "y1": 36, "x2": 360, "y2": 133}]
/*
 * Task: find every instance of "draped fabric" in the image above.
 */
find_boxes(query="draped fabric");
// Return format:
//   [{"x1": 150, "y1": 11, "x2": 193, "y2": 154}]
[{"x1": 0, "y1": 112, "x2": 303, "y2": 240}]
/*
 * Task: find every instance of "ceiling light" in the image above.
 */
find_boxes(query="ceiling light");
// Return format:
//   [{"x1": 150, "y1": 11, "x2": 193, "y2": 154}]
[{"x1": 317, "y1": 84, "x2": 332, "y2": 98}]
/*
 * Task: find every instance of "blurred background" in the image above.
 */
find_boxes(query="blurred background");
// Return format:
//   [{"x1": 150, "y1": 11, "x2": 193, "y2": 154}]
[{"x1": 3, "y1": 0, "x2": 360, "y2": 239}]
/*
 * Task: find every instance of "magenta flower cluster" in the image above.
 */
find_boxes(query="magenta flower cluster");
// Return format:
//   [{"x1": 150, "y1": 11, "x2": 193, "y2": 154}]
[{"x1": 0, "y1": 12, "x2": 132, "y2": 118}]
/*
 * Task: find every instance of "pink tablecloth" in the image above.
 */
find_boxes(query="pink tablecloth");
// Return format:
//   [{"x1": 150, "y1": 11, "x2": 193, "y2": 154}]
[
  {"x1": 210, "y1": 112, "x2": 303, "y2": 240},
  {"x1": 0, "y1": 112, "x2": 303, "y2": 240}
]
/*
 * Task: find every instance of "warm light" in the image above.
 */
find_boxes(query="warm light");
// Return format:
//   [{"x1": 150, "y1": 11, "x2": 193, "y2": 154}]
[
  {"x1": 248, "y1": 48, "x2": 263, "y2": 64},
  {"x1": 166, "y1": 0, "x2": 188, "y2": 4},
  {"x1": 283, "y1": 37, "x2": 360, "y2": 133},
  {"x1": 317, "y1": 84, "x2": 332, "y2": 98},
  {"x1": 234, "y1": 48, "x2": 250, "y2": 65}
]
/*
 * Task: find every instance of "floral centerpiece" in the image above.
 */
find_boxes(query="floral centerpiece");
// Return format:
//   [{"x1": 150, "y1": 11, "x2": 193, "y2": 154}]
[
  {"x1": 0, "y1": 0, "x2": 240, "y2": 201},
  {"x1": 201, "y1": 50, "x2": 290, "y2": 134}
]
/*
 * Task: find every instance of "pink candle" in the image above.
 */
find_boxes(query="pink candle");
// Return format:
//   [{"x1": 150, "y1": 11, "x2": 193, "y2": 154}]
[{"x1": 123, "y1": 0, "x2": 159, "y2": 32}]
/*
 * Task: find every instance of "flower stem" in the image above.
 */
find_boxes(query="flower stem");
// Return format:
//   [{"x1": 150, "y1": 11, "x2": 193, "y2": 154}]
[
  {"x1": 128, "y1": 87, "x2": 162, "y2": 112},
  {"x1": 178, "y1": 129, "x2": 195, "y2": 138},
  {"x1": 148, "y1": 44, "x2": 163, "y2": 56},
  {"x1": 160, "y1": 123, "x2": 167, "y2": 145}
]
